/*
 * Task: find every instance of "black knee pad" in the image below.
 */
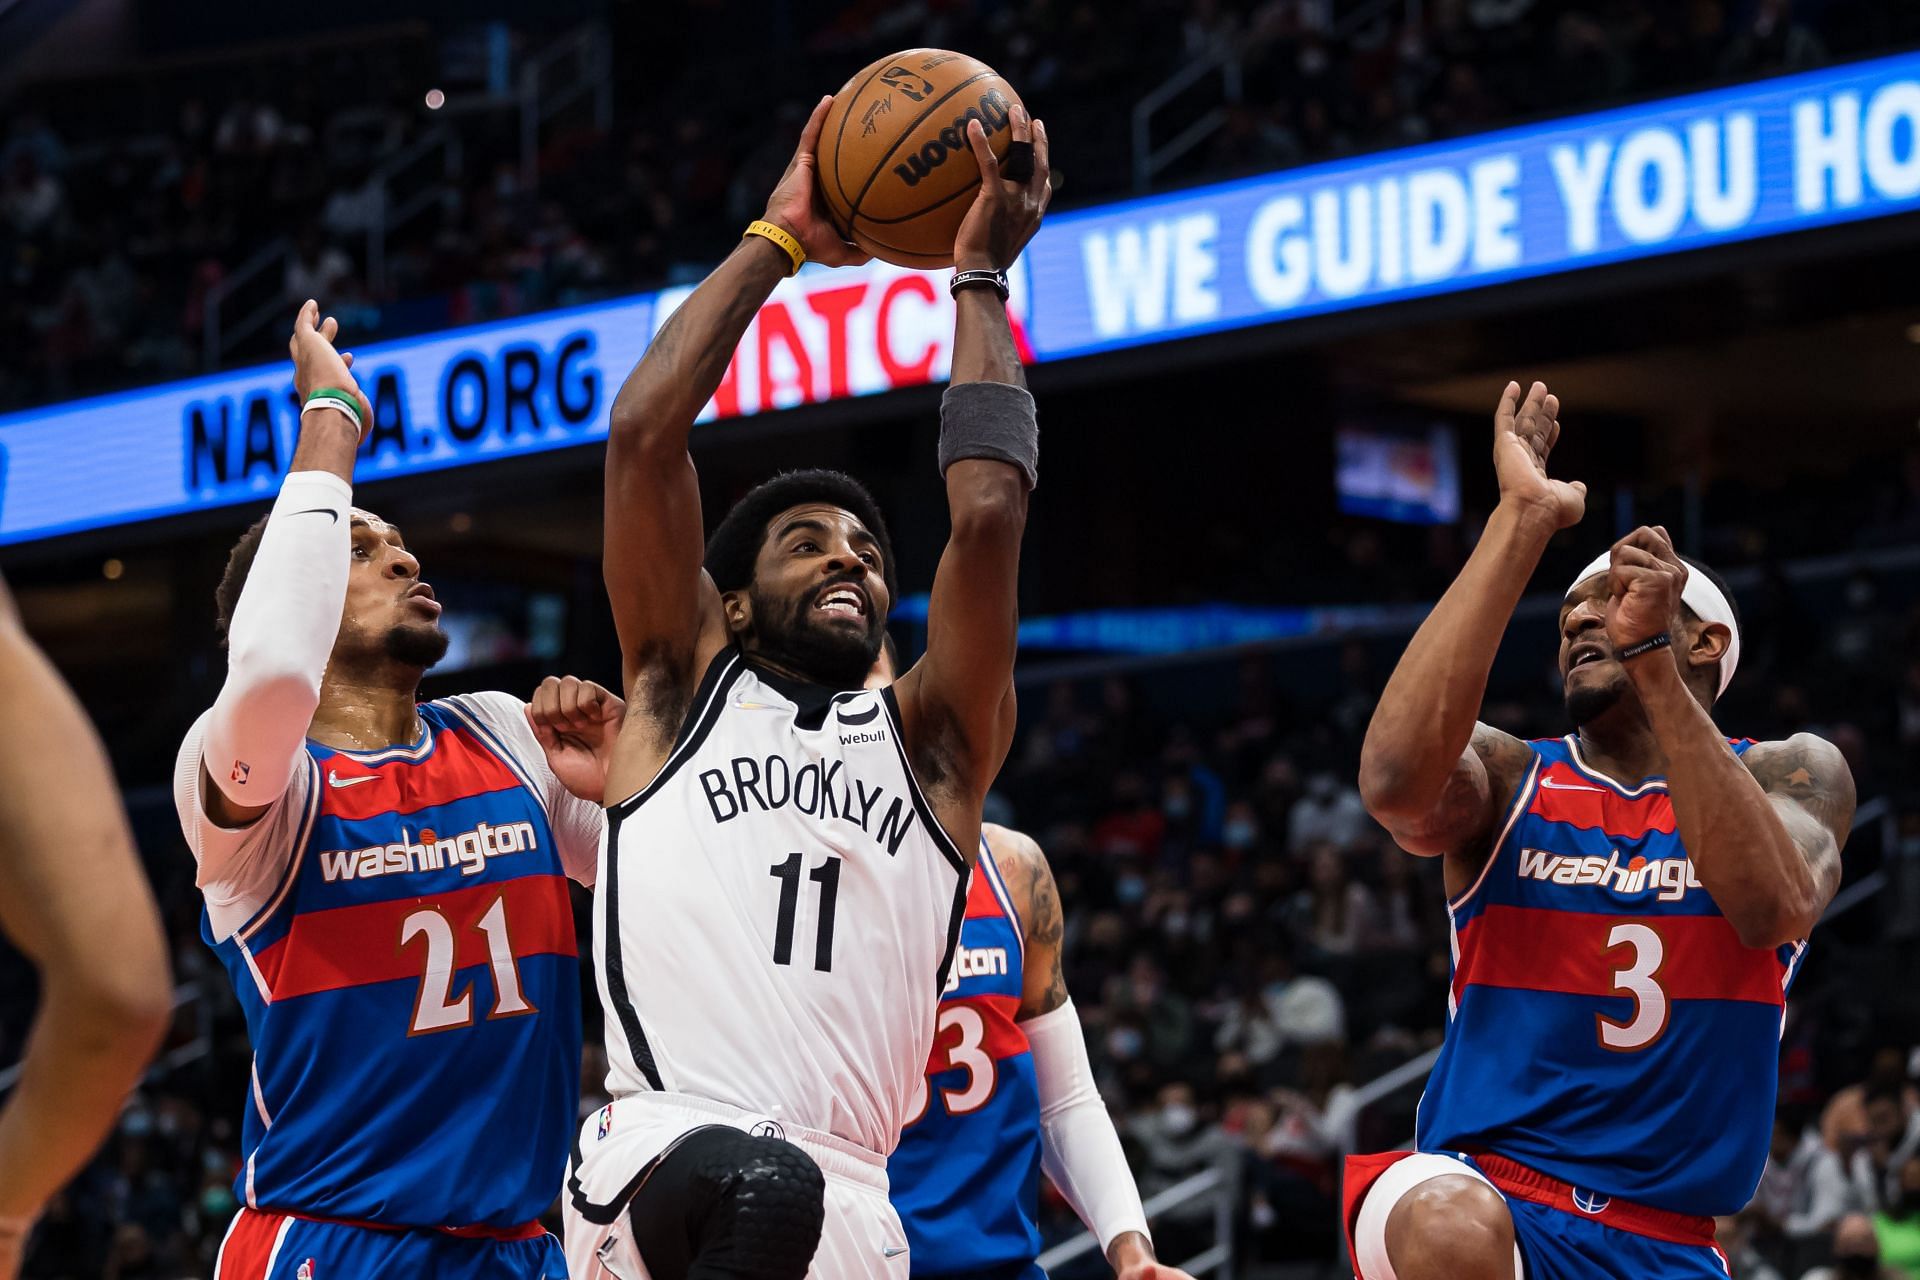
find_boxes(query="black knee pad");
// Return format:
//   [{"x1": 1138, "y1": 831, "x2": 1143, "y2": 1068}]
[{"x1": 627, "y1": 1125, "x2": 826, "y2": 1280}]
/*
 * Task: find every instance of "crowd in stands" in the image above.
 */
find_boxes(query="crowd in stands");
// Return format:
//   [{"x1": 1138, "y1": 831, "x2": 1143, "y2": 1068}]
[
  {"x1": 6, "y1": 0, "x2": 1920, "y2": 411},
  {"x1": 11, "y1": 534, "x2": 1920, "y2": 1276}
]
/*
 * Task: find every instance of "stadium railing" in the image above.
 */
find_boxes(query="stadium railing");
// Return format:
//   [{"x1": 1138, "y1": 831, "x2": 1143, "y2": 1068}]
[{"x1": 1035, "y1": 1166, "x2": 1235, "y2": 1275}]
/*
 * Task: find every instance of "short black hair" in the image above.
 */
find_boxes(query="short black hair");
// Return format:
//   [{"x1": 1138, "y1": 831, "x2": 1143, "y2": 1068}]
[
  {"x1": 214, "y1": 515, "x2": 272, "y2": 645},
  {"x1": 1679, "y1": 555, "x2": 1741, "y2": 635},
  {"x1": 704, "y1": 469, "x2": 897, "y2": 597}
]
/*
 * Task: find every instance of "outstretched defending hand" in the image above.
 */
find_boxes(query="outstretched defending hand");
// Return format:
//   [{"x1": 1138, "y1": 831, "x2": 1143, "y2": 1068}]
[
  {"x1": 1606, "y1": 525, "x2": 1690, "y2": 652},
  {"x1": 288, "y1": 299, "x2": 372, "y2": 421},
  {"x1": 954, "y1": 103, "x2": 1051, "y2": 273},
  {"x1": 764, "y1": 96, "x2": 871, "y2": 269},
  {"x1": 527, "y1": 675, "x2": 625, "y2": 804},
  {"x1": 1492, "y1": 380, "x2": 1585, "y2": 532}
]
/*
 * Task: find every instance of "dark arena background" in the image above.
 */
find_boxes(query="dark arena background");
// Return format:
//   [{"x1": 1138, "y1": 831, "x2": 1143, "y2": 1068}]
[{"x1": 6, "y1": 1, "x2": 1920, "y2": 1277}]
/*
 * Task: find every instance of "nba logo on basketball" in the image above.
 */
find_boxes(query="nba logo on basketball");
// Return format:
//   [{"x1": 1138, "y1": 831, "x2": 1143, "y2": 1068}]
[
  {"x1": 596, "y1": 1104, "x2": 613, "y2": 1141},
  {"x1": 1571, "y1": 1188, "x2": 1611, "y2": 1215}
]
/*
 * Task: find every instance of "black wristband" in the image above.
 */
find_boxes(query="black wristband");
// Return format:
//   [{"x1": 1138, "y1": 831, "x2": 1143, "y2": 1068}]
[
  {"x1": 950, "y1": 268, "x2": 1010, "y2": 301},
  {"x1": 938, "y1": 382, "x2": 1038, "y2": 489},
  {"x1": 1616, "y1": 632, "x2": 1672, "y2": 662}
]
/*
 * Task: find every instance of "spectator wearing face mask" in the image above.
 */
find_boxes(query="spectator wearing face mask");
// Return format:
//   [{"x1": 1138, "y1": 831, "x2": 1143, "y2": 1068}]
[
  {"x1": 1786, "y1": 1103, "x2": 1880, "y2": 1239},
  {"x1": 1800, "y1": 1212, "x2": 1902, "y2": 1280},
  {"x1": 1875, "y1": 1155, "x2": 1920, "y2": 1275},
  {"x1": 1127, "y1": 1082, "x2": 1243, "y2": 1256}
]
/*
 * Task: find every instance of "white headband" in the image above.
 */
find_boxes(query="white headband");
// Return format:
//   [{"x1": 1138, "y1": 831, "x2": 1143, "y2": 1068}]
[{"x1": 1567, "y1": 552, "x2": 1741, "y2": 696}]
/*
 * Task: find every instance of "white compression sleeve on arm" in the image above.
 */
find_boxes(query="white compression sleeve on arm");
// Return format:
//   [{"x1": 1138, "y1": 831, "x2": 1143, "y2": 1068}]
[
  {"x1": 1028, "y1": 998, "x2": 1152, "y2": 1254},
  {"x1": 202, "y1": 471, "x2": 352, "y2": 808}
]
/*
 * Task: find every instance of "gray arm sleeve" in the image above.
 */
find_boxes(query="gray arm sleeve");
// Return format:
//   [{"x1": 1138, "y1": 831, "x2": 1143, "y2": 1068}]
[{"x1": 938, "y1": 381, "x2": 1038, "y2": 489}]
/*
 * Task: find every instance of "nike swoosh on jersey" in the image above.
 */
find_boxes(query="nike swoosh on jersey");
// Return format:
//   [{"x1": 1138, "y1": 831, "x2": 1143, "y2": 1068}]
[
  {"x1": 289, "y1": 507, "x2": 341, "y2": 523},
  {"x1": 882, "y1": 1246, "x2": 908, "y2": 1258},
  {"x1": 1538, "y1": 777, "x2": 1605, "y2": 792},
  {"x1": 327, "y1": 769, "x2": 380, "y2": 788}
]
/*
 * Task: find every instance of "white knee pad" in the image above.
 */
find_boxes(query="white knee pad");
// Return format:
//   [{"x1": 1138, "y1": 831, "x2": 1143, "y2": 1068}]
[{"x1": 1353, "y1": 1153, "x2": 1524, "y2": 1280}]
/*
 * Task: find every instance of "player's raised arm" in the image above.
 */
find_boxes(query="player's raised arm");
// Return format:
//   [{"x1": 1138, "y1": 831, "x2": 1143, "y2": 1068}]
[
  {"x1": 1603, "y1": 527, "x2": 1852, "y2": 946},
  {"x1": 894, "y1": 108, "x2": 1050, "y2": 815},
  {"x1": 602, "y1": 95, "x2": 867, "y2": 798},
  {"x1": 194, "y1": 302, "x2": 369, "y2": 833},
  {"x1": 1359, "y1": 382, "x2": 1585, "y2": 860},
  {"x1": 0, "y1": 581, "x2": 171, "y2": 1275}
]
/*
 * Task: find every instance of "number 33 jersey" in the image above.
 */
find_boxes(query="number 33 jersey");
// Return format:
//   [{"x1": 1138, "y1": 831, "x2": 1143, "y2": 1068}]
[
  {"x1": 594, "y1": 651, "x2": 969, "y2": 1156},
  {"x1": 173, "y1": 692, "x2": 604, "y2": 1229},
  {"x1": 1416, "y1": 734, "x2": 1810, "y2": 1217}
]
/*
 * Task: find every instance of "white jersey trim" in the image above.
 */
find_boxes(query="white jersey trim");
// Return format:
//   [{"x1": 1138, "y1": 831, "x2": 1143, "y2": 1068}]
[
  {"x1": 235, "y1": 755, "x2": 323, "y2": 945},
  {"x1": 1446, "y1": 752, "x2": 1540, "y2": 915},
  {"x1": 608, "y1": 650, "x2": 745, "y2": 817},
  {"x1": 601, "y1": 649, "x2": 750, "y2": 1095},
  {"x1": 1564, "y1": 735, "x2": 1670, "y2": 795},
  {"x1": 876, "y1": 686, "x2": 969, "y2": 876},
  {"x1": 975, "y1": 837, "x2": 1026, "y2": 968}
]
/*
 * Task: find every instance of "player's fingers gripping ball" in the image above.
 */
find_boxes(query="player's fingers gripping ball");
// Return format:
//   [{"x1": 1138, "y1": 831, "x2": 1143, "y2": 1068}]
[{"x1": 818, "y1": 49, "x2": 1024, "y2": 268}]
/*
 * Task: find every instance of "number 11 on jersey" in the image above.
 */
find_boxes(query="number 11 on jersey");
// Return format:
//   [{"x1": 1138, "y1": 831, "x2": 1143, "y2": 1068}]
[{"x1": 769, "y1": 853, "x2": 842, "y2": 971}]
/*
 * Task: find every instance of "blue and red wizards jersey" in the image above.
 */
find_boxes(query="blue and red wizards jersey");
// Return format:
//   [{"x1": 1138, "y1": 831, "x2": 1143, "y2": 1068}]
[
  {"x1": 203, "y1": 698, "x2": 581, "y2": 1230},
  {"x1": 1416, "y1": 734, "x2": 1809, "y2": 1217},
  {"x1": 891, "y1": 839, "x2": 1044, "y2": 1277}
]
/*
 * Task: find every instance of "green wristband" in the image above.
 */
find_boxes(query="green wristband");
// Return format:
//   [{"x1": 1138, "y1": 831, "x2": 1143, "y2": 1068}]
[
  {"x1": 301, "y1": 387, "x2": 364, "y2": 439},
  {"x1": 304, "y1": 387, "x2": 361, "y2": 415}
]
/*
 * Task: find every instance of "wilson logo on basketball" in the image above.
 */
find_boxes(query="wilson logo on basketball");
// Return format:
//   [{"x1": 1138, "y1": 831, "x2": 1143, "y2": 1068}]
[{"x1": 891, "y1": 89, "x2": 1014, "y2": 188}]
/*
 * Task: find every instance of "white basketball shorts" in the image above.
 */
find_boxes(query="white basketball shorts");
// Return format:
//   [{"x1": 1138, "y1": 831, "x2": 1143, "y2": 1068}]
[{"x1": 565, "y1": 1092, "x2": 909, "y2": 1280}]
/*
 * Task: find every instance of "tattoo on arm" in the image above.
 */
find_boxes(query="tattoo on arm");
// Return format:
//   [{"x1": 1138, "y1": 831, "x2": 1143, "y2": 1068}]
[
  {"x1": 1388, "y1": 722, "x2": 1531, "y2": 857},
  {"x1": 1028, "y1": 858, "x2": 1068, "y2": 1016},
  {"x1": 994, "y1": 828, "x2": 1070, "y2": 1018},
  {"x1": 1745, "y1": 732, "x2": 1855, "y2": 899}
]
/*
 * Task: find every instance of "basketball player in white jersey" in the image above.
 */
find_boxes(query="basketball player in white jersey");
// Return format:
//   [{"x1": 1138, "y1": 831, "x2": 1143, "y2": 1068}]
[{"x1": 565, "y1": 96, "x2": 1050, "y2": 1280}]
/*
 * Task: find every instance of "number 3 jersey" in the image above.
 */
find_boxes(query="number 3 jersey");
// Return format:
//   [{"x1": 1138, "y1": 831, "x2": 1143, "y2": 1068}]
[
  {"x1": 890, "y1": 837, "x2": 1044, "y2": 1274},
  {"x1": 594, "y1": 651, "x2": 969, "y2": 1156},
  {"x1": 173, "y1": 692, "x2": 603, "y2": 1229},
  {"x1": 1416, "y1": 734, "x2": 1808, "y2": 1217}
]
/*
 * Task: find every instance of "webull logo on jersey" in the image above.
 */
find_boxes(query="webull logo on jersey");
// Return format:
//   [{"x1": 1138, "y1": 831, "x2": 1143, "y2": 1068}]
[
  {"x1": 318, "y1": 820, "x2": 538, "y2": 882},
  {"x1": 942, "y1": 943, "x2": 1010, "y2": 993},
  {"x1": 1518, "y1": 847, "x2": 1703, "y2": 902}
]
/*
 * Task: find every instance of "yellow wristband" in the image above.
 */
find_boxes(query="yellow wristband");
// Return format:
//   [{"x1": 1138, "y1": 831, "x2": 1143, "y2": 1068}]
[{"x1": 744, "y1": 220, "x2": 805, "y2": 276}]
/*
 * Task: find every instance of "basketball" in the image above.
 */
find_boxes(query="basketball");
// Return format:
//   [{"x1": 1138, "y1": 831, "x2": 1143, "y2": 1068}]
[{"x1": 820, "y1": 49, "x2": 1025, "y2": 269}]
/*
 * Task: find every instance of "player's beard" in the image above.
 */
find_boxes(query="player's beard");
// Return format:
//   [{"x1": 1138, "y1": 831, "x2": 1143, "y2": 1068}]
[
  {"x1": 385, "y1": 621, "x2": 451, "y2": 670},
  {"x1": 750, "y1": 584, "x2": 883, "y2": 690},
  {"x1": 1564, "y1": 669, "x2": 1627, "y2": 727}
]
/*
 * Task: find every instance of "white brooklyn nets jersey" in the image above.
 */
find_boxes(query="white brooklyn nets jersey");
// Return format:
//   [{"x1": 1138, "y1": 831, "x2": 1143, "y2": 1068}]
[{"x1": 594, "y1": 650, "x2": 969, "y2": 1156}]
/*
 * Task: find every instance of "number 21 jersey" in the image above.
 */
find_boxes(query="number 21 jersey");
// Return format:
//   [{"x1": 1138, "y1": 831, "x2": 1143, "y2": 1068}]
[
  {"x1": 1416, "y1": 734, "x2": 1809, "y2": 1217},
  {"x1": 174, "y1": 692, "x2": 602, "y2": 1229},
  {"x1": 595, "y1": 651, "x2": 969, "y2": 1156}
]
